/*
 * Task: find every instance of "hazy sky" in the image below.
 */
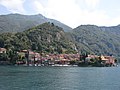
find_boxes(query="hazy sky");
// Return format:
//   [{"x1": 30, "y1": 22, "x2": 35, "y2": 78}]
[{"x1": 0, "y1": 0, "x2": 120, "y2": 28}]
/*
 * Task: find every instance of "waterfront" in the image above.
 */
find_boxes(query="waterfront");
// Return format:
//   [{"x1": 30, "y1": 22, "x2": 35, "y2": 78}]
[{"x1": 0, "y1": 66, "x2": 120, "y2": 90}]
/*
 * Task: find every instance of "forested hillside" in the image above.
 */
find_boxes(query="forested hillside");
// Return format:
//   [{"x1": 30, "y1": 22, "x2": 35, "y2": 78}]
[
  {"x1": 0, "y1": 22, "x2": 76, "y2": 54},
  {"x1": 1, "y1": 14, "x2": 120, "y2": 58},
  {"x1": 71, "y1": 25, "x2": 120, "y2": 57}
]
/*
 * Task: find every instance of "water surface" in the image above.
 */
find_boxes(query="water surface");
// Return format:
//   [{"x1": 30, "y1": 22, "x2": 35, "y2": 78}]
[{"x1": 0, "y1": 66, "x2": 120, "y2": 90}]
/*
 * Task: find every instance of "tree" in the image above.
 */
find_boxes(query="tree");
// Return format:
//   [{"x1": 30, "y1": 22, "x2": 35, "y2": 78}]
[
  {"x1": 0, "y1": 38, "x2": 4, "y2": 47},
  {"x1": 57, "y1": 46, "x2": 63, "y2": 54},
  {"x1": 8, "y1": 50, "x2": 18, "y2": 65},
  {"x1": 80, "y1": 52, "x2": 88, "y2": 63},
  {"x1": 0, "y1": 53, "x2": 8, "y2": 61}
]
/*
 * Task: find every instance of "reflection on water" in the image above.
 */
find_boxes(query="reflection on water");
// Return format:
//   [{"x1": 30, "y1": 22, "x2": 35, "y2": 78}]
[{"x1": 0, "y1": 66, "x2": 120, "y2": 90}]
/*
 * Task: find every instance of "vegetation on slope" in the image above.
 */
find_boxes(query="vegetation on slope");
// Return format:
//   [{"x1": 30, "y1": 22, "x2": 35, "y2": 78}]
[
  {"x1": 71, "y1": 25, "x2": 120, "y2": 57},
  {"x1": 0, "y1": 22, "x2": 76, "y2": 54},
  {"x1": 1, "y1": 14, "x2": 120, "y2": 59},
  {"x1": 0, "y1": 14, "x2": 72, "y2": 33}
]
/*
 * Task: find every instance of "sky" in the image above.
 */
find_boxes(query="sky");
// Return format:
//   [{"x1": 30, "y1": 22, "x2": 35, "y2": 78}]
[{"x1": 0, "y1": 0, "x2": 120, "y2": 28}]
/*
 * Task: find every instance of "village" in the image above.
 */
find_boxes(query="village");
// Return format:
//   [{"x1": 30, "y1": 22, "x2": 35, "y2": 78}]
[{"x1": 0, "y1": 47, "x2": 118, "y2": 67}]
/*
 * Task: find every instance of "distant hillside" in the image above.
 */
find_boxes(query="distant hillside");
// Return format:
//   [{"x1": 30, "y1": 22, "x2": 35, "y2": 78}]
[
  {"x1": 71, "y1": 25, "x2": 120, "y2": 57},
  {"x1": 1, "y1": 13, "x2": 120, "y2": 57},
  {"x1": 0, "y1": 22, "x2": 76, "y2": 54},
  {"x1": 0, "y1": 14, "x2": 72, "y2": 33}
]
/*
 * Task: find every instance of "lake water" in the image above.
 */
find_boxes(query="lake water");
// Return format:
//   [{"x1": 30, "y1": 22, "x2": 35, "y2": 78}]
[{"x1": 0, "y1": 66, "x2": 120, "y2": 90}]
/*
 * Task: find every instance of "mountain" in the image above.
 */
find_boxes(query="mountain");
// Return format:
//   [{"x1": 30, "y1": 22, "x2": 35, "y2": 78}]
[
  {"x1": 71, "y1": 25, "x2": 120, "y2": 57},
  {"x1": 0, "y1": 22, "x2": 76, "y2": 54},
  {"x1": 0, "y1": 14, "x2": 72, "y2": 33},
  {"x1": 1, "y1": 13, "x2": 120, "y2": 57}
]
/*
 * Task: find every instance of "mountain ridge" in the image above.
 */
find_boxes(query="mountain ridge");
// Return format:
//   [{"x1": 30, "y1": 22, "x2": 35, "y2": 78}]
[
  {"x1": 1, "y1": 14, "x2": 120, "y2": 58},
  {"x1": 71, "y1": 24, "x2": 120, "y2": 57},
  {"x1": 0, "y1": 14, "x2": 72, "y2": 33}
]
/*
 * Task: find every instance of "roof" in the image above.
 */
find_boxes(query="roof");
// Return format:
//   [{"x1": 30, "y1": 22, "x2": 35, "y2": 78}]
[
  {"x1": 101, "y1": 56, "x2": 114, "y2": 61},
  {"x1": 0, "y1": 48, "x2": 6, "y2": 51}
]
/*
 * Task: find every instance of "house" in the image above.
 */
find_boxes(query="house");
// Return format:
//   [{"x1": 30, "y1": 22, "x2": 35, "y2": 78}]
[
  {"x1": 0, "y1": 48, "x2": 6, "y2": 53},
  {"x1": 17, "y1": 50, "x2": 41, "y2": 65},
  {"x1": 101, "y1": 55, "x2": 115, "y2": 66},
  {"x1": 86, "y1": 55, "x2": 99, "y2": 61}
]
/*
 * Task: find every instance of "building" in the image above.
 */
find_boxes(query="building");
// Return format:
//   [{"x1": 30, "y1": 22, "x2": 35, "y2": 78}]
[
  {"x1": 0, "y1": 48, "x2": 6, "y2": 53},
  {"x1": 101, "y1": 55, "x2": 115, "y2": 66}
]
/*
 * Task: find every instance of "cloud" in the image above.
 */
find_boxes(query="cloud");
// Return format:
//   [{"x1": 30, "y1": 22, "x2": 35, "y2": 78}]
[
  {"x1": 32, "y1": 0, "x2": 83, "y2": 27},
  {"x1": 32, "y1": 0, "x2": 109, "y2": 28},
  {"x1": 111, "y1": 17, "x2": 120, "y2": 26},
  {"x1": 0, "y1": 0, "x2": 119, "y2": 28},
  {"x1": 32, "y1": 0, "x2": 44, "y2": 14},
  {"x1": 0, "y1": 0, "x2": 25, "y2": 13},
  {"x1": 80, "y1": 10, "x2": 110, "y2": 25},
  {"x1": 85, "y1": 0, "x2": 100, "y2": 8}
]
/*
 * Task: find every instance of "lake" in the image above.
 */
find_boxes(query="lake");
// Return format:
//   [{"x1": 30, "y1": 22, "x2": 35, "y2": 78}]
[{"x1": 0, "y1": 66, "x2": 120, "y2": 90}]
